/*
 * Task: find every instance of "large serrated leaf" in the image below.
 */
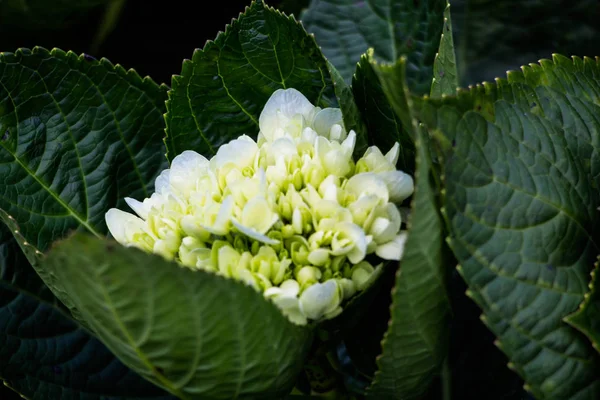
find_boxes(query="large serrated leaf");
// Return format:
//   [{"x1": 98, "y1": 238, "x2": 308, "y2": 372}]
[
  {"x1": 42, "y1": 234, "x2": 313, "y2": 400},
  {"x1": 565, "y1": 257, "x2": 600, "y2": 354},
  {"x1": 413, "y1": 55, "x2": 600, "y2": 399},
  {"x1": 164, "y1": 0, "x2": 336, "y2": 161},
  {"x1": 301, "y1": 0, "x2": 446, "y2": 94},
  {"x1": 367, "y1": 127, "x2": 451, "y2": 399},
  {"x1": 0, "y1": 47, "x2": 168, "y2": 253},
  {"x1": 0, "y1": 224, "x2": 173, "y2": 400}
]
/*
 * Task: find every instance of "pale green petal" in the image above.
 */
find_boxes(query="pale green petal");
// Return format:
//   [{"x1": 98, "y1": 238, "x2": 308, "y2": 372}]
[
  {"x1": 385, "y1": 142, "x2": 400, "y2": 165},
  {"x1": 125, "y1": 197, "x2": 149, "y2": 220},
  {"x1": 231, "y1": 218, "x2": 280, "y2": 245},
  {"x1": 379, "y1": 170, "x2": 414, "y2": 203},
  {"x1": 313, "y1": 107, "x2": 345, "y2": 139},
  {"x1": 259, "y1": 88, "x2": 315, "y2": 142},
  {"x1": 346, "y1": 172, "x2": 390, "y2": 203},
  {"x1": 105, "y1": 208, "x2": 147, "y2": 245},
  {"x1": 376, "y1": 231, "x2": 409, "y2": 261},
  {"x1": 299, "y1": 280, "x2": 341, "y2": 320}
]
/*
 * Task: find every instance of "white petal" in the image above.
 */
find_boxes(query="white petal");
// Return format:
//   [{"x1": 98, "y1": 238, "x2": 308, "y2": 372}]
[
  {"x1": 231, "y1": 218, "x2": 280, "y2": 245},
  {"x1": 379, "y1": 171, "x2": 414, "y2": 203},
  {"x1": 154, "y1": 169, "x2": 171, "y2": 194},
  {"x1": 211, "y1": 135, "x2": 258, "y2": 171},
  {"x1": 259, "y1": 89, "x2": 315, "y2": 141},
  {"x1": 202, "y1": 196, "x2": 234, "y2": 235},
  {"x1": 346, "y1": 172, "x2": 389, "y2": 203},
  {"x1": 313, "y1": 108, "x2": 344, "y2": 138},
  {"x1": 376, "y1": 232, "x2": 409, "y2": 261},
  {"x1": 385, "y1": 142, "x2": 400, "y2": 165},
  {"x1": 105, "y1": 208, "x2": 145, "y2": 245},
  {"x1": 299, "y1": 280, "x2": 340, "y2": 320},
  {"x1": 341, "y1": 130, "x2": 356, "y2": 156},
  {"x1": 125, "y1": 197, "x2": 149, "y2": 220},
  {"x1": 170, "y1": 150, "x2": 210, "y2": 194}
]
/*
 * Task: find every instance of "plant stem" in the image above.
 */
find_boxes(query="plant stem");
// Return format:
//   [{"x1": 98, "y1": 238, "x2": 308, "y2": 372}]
[{"x1": 442, "y1": 356, "x2": 452, "y2": 400}]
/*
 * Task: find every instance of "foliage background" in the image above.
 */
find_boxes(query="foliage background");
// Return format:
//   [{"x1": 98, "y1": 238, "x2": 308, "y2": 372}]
[{"x1": 1, "y1": 0, "x2": 599, "y2": 399}]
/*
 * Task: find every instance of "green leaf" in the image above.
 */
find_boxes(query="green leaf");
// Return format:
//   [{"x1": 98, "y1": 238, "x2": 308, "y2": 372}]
[
  {"x1": 565, "y1": 257, "x2": 600, "y2": 354},
  {"x1": 301, "y1": 0, "x2": 446, "y2": 94},
  {"x1": 414, "y1": 55, "x2": 600, "y2": 399},
  {"x1": 164, "y1": 0, "x2": 336, "y2": 161},
  {"x1": 1, "y1": 0, "x2": 109, "y2": 29},
  {"x1": 367, "y1": 127, "x2": 451, "y2": 398},
  {"x1": 42, "y1": 234, "x2": 313, "y2": 400},
  {"x1": 0, "y1": 224, "x2": 174, "y2": 400},
  {"x1": 430, "y1": 2, "x2": 458, "y2": 98},
  {"x1": 0, "y1": 47, "x2": 168, "y2": 253},
  {"x1": 325, "y1": 60, "x2": 368, "y2": 157},
  {"x1": 352, "y1": 52, "x2": 415, "y2": 173},
  {"x1": 452, "y1": 0, "x2": 600, "y2": 85}
]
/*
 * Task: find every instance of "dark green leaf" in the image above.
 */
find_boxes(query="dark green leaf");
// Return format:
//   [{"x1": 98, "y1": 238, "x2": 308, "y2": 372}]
[
  {"x1": 367, "y1": 127, "x2": 451, "y2": 399},
  {"x1": 353, "y1": 52, "x2": 415, "y2": 173},
  {"x1": 42, "y1": 234, "x2": 313, "y2": 400},
  {"x1": 0, "y1": 224, "x2": 173, "y2": 400},
  {"x1": 164, "y1": 0, "x2": 336, "y2": 161},
  {"x1": 452, "y1": 0, "x2": 600, "y2": 85},
  {"x1": 430, "y1": 2, "x2": 458, "y2": 98},
  {"x1": 301, "y1": 0, "x2": 446, "y2": 94},
  {"x1": 414, "y1": 55, "x2": 600, "y2": 399},
  {"x1": 325, "y1": 60, "x2": 368, "y2": 157},
  {"x1": 565, "y1": 257, "x2": 600, "y2": 354},
  {"x1": 0, "y1": 47, "x2": 168, "y2": 253}
]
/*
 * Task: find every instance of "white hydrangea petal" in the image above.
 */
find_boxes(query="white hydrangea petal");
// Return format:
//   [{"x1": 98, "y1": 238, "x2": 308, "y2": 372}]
[
  {"x1": 332, "y1": 221, "x2": 368, "y2": 263},
  {"x1": 105, "y1": 208, "x2": 146, "y2": 245},
  {"x1": 154, "y1": 169, "x2": 171, "y2": 195},
  {"x1": 313, "y1": 108, "x2": 344, "y2": 139},
  {"x1": 170, "y1": 150, "x2": 210, "y2": 195},
  {"x1": 299, "y1": 280, "x2": 341, "y2": 320},
  {"x1": 125, "y1": 197, "x2": 149, "y2": 220},
  {"x1": 268, "y1": 295, "x2": 307, "y2": 325},
  {"x1": 346, "y1": 172, "x2": 389, "y2": 203},
  {"x1": 271, "y1": 137, "x2": 298, "y2": 160},
  {"x1": 202, "y1": 196, "x2": 234, "y2": 235},
  {"x1": 379, "y1": 170, "x2": 414, "y2": 203},
  {"x1": 211, "y1": 135, "x2": 258, "y2": 171},
  {"x1": 232, "y1": 218, "x2": 280, "y2": 245},
  {"x1": 341, "y1": 130, "x2": 356, "y2": 156},
  {"x1": 259, "y1": 88, "x2": 315, "y2": 142},
  {"x1": 241, "y1": 196, "x2": 278, "y2": 234},
  {"x1": 385, "y1": 142, "x2": 400, "y2": 165},
  {"x1": 376, "y1": 231, "x2": 409, "y2": 260}
]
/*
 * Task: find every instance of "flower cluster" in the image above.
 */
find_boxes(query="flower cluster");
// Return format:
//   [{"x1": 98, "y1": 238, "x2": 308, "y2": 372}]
[{"x1": 106, "y1": 88, "x2": 413, "y2": 325}]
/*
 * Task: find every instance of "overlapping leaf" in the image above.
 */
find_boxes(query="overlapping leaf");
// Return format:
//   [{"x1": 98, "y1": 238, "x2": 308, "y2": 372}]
[
  {"x1": 165, "y1": 0, "x2": 336, "y2": 161},
  {"x1": 301, "y1": 0, "x2": 446, "y2": 94},
  {"x1": 565, "y1": 257, "x2": 600, "y2": 354},
  {"x1": 367, "y1": 126, "x2": 451, "y2": 399},
  {"x1": 0, "y1": 225, "x2": 173, "y2": 400},
  {"x1": 352, "y1": 52, "x2": 415, "y2": 174},
  {"x1": 43, "y1": 234, "x2": 313, "y2": 400},
  {"x1": 412, "y1": 55, "x2": 600, "y2": 399}
]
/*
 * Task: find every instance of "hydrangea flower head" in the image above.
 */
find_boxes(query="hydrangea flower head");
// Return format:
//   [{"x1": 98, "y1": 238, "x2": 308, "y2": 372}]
[{"x1": 106, "y1": 88, "x2": 414, "y2": 325}]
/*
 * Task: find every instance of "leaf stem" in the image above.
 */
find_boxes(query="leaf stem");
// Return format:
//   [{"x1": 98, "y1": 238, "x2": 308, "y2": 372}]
[{"x1": 442, "y1": 356, "x2": 451, "y2": 400}]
